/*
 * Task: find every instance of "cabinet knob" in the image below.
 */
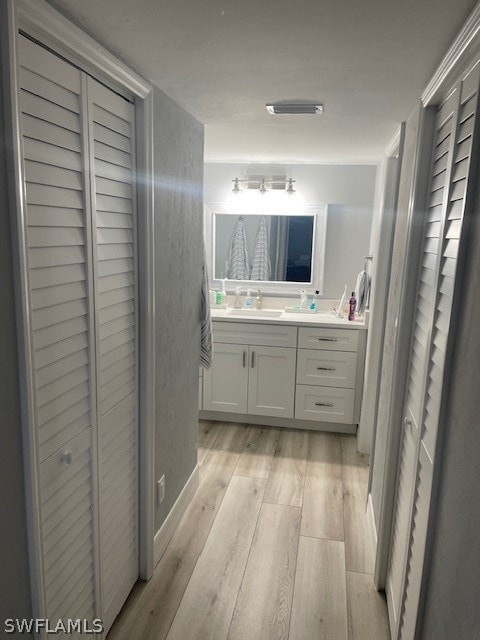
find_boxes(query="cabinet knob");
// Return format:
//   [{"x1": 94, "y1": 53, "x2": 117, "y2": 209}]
[{"x1": 61, "y1": 450, "x2": 73, "y2": 464}]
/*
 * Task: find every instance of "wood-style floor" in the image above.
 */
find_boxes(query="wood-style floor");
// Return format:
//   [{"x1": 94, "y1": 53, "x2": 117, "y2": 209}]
[{"x1": 108, "y1": 421, "x2": 390, "y2": 640}]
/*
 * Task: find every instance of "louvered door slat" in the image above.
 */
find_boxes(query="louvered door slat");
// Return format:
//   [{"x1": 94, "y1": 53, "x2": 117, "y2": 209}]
[{"x1": 88, "y1": 76, "x2": 138, "y2": 634}]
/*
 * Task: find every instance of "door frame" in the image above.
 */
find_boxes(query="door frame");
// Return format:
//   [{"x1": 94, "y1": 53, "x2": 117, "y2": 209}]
[
  {"x1": 358, "y1": 124, "x2": 404, "y2": 456},
  {"x1": 0, "y1": 0, "x2": 156, "y2": 628}
]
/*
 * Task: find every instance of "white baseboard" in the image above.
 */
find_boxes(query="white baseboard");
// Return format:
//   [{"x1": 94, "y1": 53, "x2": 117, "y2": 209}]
[
  {"x1": 153, "y1": 465, "x2": 199, "y2": 568},
  {"x1": 366, "y1": 492, "x2": 378, "y2": 573}
]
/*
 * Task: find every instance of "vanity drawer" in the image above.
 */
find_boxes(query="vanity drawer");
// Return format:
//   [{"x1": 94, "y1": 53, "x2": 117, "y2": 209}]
[
  {"x1": 298, "y1": 327, "x2": 359, "y2": 352},
  {"x1": 295, "y1": 385, "x2": 355, "y2": 424},
  {"x1": 212, "y1": 321, "x2": 297, "y2": 348},
  {"x1": 297, "y1": 349, "x2": 357, "y2": 388}
]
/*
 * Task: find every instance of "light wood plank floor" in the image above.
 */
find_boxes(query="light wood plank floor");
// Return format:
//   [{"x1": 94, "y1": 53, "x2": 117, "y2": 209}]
[{"x1": 108, "y1": 421, "x2": 390, "y2": 640}]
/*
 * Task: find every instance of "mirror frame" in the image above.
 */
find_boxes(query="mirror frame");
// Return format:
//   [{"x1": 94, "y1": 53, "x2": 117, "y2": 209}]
[{"x1": 204, "y1": 202, "x2": 327, "y2": 295}]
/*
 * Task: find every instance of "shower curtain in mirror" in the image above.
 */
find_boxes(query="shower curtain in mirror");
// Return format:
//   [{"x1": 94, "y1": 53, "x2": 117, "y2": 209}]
[
  {"x1": 251, "y1": 215, "x2": 271, "y2": 281},
  {"x1": 226, "y1": 215, "x2": 250, "y2": 279}
]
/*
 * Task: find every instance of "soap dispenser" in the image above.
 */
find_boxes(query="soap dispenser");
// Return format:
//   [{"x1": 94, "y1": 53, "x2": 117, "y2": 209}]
[
  {"x1": 244, "y1": 289, "x2": 253, "y2": 309},
  {"x1": 309, "y1": 290, "x2": 319, "y2": 312}
]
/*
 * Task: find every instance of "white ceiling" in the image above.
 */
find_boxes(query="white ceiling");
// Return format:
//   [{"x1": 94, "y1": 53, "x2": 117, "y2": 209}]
[{"x1": 50, "y1": 0, "x2": 477, "y2": 163}]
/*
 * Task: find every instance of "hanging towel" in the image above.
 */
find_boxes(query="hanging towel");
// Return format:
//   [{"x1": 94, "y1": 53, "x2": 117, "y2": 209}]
[
  {"x1": 226, "y1": 216, "x2": 250, "y2": 279},
  {"x1": 355, "y1": 269, "x2": 371, "y2": 314},
  {"x1": 250, "y1": 216, "x2": 271, "y2": 281},
  {"x1": 200, "y1": 240, "x2": 212, "y2": 369}
]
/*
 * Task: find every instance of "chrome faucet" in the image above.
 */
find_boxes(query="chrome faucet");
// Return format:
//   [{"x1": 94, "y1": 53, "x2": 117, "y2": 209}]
[{"x1": 255, "y1": 289, "x2": 263, "y2": 310}]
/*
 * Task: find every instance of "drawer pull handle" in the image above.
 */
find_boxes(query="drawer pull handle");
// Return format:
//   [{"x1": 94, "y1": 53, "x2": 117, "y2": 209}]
[
  {"x1": 317, "y1": 337, "x2": 338, "y2": 342},
  {"x1": 251, "y1": 351, "x2": 255, "y2": 368},
  {"x1": 242, "y1": 351, "x2": 247, "y2": 368},
  {"x1": 315, "y1": 402, "x2": 335, "y2": 407},
  {"x1": 317, "y1": 366, "x2": 336, "y2": 371},
  {"x1": 60, "y1": 451, "x2": 73, "y2": 464}
]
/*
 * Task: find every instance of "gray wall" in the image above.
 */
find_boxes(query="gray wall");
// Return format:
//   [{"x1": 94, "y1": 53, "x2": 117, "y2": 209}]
[
  {"x1": 419, "y1": 172, "x2": 480, "y2": 639},
  {"x1": 0, "y1": 35, "x2": 33, "y2": 630},
  {"x1": 204, "y1": 163, "x2": 377, "y2": 299},
  {"x1": 369, "y1": 105, "x2": 421, "y2": 526},
  {"x1": 152, "y1": 86, "x2": 204, "y2": 532}
]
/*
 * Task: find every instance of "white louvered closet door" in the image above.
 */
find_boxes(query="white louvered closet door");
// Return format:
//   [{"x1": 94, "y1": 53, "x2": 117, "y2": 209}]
[
  {"x1": 387, "y1": 62, "x2": 480, "y2": 640},
  {"x1": 86, "y1": 77, "x2": 138, "y2": 634},
  {"x1": 18, "y1": 36, "x2": 99, "y2": 627},
  {"x1": 17, "y1": 35, "x2": 139, "y2": 636}
]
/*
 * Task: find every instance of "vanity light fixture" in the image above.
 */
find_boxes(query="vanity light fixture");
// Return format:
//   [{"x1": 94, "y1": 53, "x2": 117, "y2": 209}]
[
  {"x1": 266, "y1": 103, "x2": 324, "y2": 115},
  {"x1": 231, "y1": 176, "x2": 297, "y2": 194}
]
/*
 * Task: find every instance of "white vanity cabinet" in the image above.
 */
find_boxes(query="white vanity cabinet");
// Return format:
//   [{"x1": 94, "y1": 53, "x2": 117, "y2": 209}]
[
  {"x1": 202, "y1": 322, "x2": 297, "y2": 418},
  {"x1": 201, "y1": 318, "x2": 366, "y2": 433},
  {"x1": 294, "y1": 327, "x2": 363, "y2": 425}
]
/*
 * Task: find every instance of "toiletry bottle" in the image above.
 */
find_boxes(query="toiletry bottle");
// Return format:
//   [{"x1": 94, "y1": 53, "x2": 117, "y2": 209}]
[
  {"x1": 215, "y1": 290, "x2": 223, "y2": 305},
  {"x1": 348, "y1": 291, "x2": 357, "y2": 321},
  {"x1": 233, "y1": 286, "x2": 242, "y2": 309},
  {"x1": 310, "y1": 290, "x2": 319, "y2": 312},
  {"x1": 300, "y1": 289, "x2": 308, "y2": 310},
  {"x1": 244, "y1": 289, "x2": 253, "y2": 309}
]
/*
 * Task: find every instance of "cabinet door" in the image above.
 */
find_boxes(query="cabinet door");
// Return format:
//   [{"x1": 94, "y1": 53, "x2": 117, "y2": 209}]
[
  {"x1": 203, "y1": 344, "x2": 248, "y2": 413},
  {"x1": 247, "y1": 346, "x2": 296, "y2": 418}
]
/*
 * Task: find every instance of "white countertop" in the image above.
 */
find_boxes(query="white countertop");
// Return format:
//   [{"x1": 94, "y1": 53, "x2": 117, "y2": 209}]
[{"x1": 210, "y1": 307, "x2": 367, "y2": 330}]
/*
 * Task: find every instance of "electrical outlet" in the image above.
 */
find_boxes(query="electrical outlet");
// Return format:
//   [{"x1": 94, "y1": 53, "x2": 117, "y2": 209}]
[{"x1": 157, "y1": 475, "x2": 166, "y2": 505}]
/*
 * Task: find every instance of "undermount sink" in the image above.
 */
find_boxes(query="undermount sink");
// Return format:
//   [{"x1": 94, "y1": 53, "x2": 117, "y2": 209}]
[{"x1": 227, "y1": 308, "x2": 284, "y2": 318}]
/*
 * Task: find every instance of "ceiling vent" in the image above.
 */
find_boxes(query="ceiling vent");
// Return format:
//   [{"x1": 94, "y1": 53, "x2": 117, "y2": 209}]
[{"x1": 266, "y1": 103, "x2": 324, "y2": 115}]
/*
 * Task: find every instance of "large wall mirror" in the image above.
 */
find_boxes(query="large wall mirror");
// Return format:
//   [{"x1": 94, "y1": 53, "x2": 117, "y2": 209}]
[{"x1": 204, "y1": 203, "x2": 327, "y2": 294}]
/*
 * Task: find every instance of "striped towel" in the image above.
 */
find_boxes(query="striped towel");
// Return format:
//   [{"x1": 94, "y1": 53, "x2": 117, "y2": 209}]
[
  {"x1": 226, "y1": 216, "x2": 250, "y2": 279},
  {"x1": 250, "y1": 216, "x2": 271, "y2": 281},
  {"x1": 200, "y1": 241, "x2": 212, "y2": 369}
]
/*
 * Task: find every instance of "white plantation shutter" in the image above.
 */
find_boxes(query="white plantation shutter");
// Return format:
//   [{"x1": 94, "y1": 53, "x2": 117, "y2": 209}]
[
  {"x1": 18, "y1": 36, "x2": 98, "y2": 624},
  {"x1": 386, "y1": 89, "x2": 457, "y2": 636},
  {"x1": 387, "y1": 61, "x2": 480, "y2": 640},
  {"x1": 87, "y1": 77, "x2": 138, "y2": 632},
  {"x1": 17, "y1": 35, "x2": 139, "y2": 634},
  {"x1": 400, "y1": 64, "x2": 480, "y2": 640}
]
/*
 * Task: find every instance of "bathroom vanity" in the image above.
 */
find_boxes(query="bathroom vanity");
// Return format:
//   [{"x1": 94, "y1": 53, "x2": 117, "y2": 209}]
[{"x1": 199, "y1": 309, "x2": 367, "y2": 434}]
